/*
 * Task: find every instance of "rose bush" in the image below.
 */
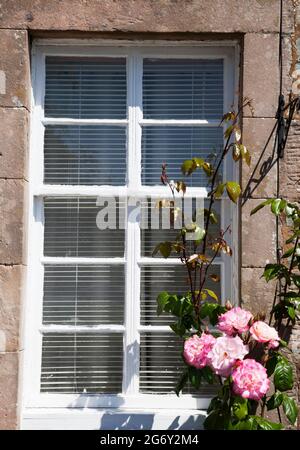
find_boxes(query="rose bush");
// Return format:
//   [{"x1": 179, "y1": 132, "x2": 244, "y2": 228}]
[{"x1": 154, "y1": 102, "x2": 299, "y2": 430}]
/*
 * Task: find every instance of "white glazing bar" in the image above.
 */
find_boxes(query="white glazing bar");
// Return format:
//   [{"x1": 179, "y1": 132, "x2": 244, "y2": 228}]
[
  {"x1": 34, "y1": 185, "x2": 210, "y2": 198},
  {"x1": 43, "y1": 118, "x2": 128, "y2": 126},
  {"x1": 40, "y1": 324, "x2": 125, "y2": 333},
  {"x1": 34, "y1": 186, "x2": 128, "y2": 197},
  {"x1": 41, "y1": 257, "x2": 125, "y2": 265},
  {"x1": 140, "y1": 119, "x2": 220, "y2": 127},
  {"x1": 123, "y1": 52, "x2": 143, "y2": 395},
  {"x1": 138, "y1": 326, "x2": 173, "y2": 332},
  {"x1": 137, "y1": 257, "x2": 223, "y2": 265}
]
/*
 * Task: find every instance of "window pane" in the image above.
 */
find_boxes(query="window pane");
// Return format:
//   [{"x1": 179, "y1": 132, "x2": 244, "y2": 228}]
[
  {"x1": 44, "y1": 197, "x2": 125, "y2": 258},
  {"x1": 44, "y1": 125, "x2": 126, "y2": 185},
  {"x1": 141, "y1": 126, "x2": 223, "y2": 186},
  {"x1": 139, "y1": 333, "x2": 183, "y2": 394},
  {"x1": 41, "y1": 333, "x2": 123, "y2": 393},
  {"x1": 140, "y1": 265, "x2": 221, "y2": 326},
  {"x1": 143, "y1": 59, "x2": 223, "y2": 119},
  {"x1": 141, "y1": 198, "x2": 221, "y2": 257},
  {"x1": 43, "y1": 265, "x2": 125, "y2": 325},
  {"x1": 45, "y1": 57, "x2": 127, "y2": 119}
]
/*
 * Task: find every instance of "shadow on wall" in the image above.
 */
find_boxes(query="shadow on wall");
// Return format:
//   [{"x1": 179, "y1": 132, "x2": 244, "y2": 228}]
[
  {"x1": 64, "y1": 339, "x2": 206, "y2": 429},
  {"x1": 99, "y1": 412, "x2": 204, "y2": 430}
]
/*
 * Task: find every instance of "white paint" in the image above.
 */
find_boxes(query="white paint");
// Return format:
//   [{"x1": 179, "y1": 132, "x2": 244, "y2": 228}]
[
  {"x1": 21, "y1": 408, "x2": 207, "y2": 430},
  {"x1": 0, "y1": 330, "x2": 6, "y2": 352},
  {"x1": 0, "y1": 70, "x2": 6, "y2": 95},
  {"x1": 21, "y1": 40, "x2": 239, "y2": 429}
]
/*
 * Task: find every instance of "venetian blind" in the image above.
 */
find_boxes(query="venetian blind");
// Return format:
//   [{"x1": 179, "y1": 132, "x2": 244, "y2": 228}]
[{"x1": 40, "y1": 52, "x2": 225, "y2": 397}]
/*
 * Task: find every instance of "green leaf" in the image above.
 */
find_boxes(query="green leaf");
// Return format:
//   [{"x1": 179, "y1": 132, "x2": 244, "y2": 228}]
[
  {"x1": 202, "y1": 162, "x2": 213, "y2": 177},
  {"x1": 214, "y1": 183, "x2": 225, "y2": 199},
  {"x1": 229, "y1": 417, "x2": 258, "y2": 430},
  {"x1": 292, "y1": 274, "x2": 300, "y2": 288},
  {"x1": 175, "y1": 370, "x2": 189, "y2": 397},
  {"x1": 250, "y1": 199, "x2": 273, "y2": 216},
  {"x1": 232, "y1": 397, "x2": 248, "y2": 420},
  {"x1": 193, "y1": 157, "x2": 204, "y2": 168},
  {"x1": 254, "y1": 416, "x2": 283, "y2": 430},
  {"x1": 271, "y1": 198, "x2": 287, "y2": 216},
  {"x1": 152, "y1": 241, "x2": 173, "y2": 258},
  {"x1": 263, "y1": 263, "x2": 287, "y2": 282},
  {"x1": 282, "y1": 247, "x2": 295, "y2": 259},
  {"x1": 282, "y1": 394, "x2": 298, "y2": 425},
  {"x1": 235, "y1": 127, "x2": 242, "y2": 142},
  {"x1": 207, "y1": 396, "x2": 223, "y2": 414},
  {"x1": 274, "y1": 357, "x2": 293, "y2": 392},
  {"x1": 209, "y1": 211, "x2": 218, "y2": 224},
  {"x1": 203, "y1": 410, "x2": 230, "y2": 430},
  {"x1": 203, "y1": 289, "x2": 219, "y2": 302},
  {"x1": 224, "y1": 124, "x2": 234, "y2": 139},
  {"x1": 175, "y1": 181, "x2": 187, "y2": 195},
  {"x1": 232, "y1": 143, "x2": 240, "y2": 161},
  {"x1": 156, "y1": 291, "x2": 170, "y2": 315},
  {"x1": 266, "y1": 392, "x2": 283, "y2": 410},
  {"x1": 188, "y1": 366, "x2": 202, "y2": 390},
  {"x1": 221, "y1": 111, "x2": 235, "y2": 123},
  {"x1": 200, "y1": 303, "x2": 226, "y2": 326},
  {"x1": 226, "y1": 181, "x2": 241, "y2": 203},
  {"x1": 170, "y1": 321, "x2": 186, "y2": 336},
  {"x1": 266, "y1": 355, "x2": 279, "y2": 377},
  {"x1": 200, "y1": 366, "x2": 215, "y2": 384},
  {"x1": 181, "y1": 159, "x2": 195, "y2": 176},
  {"x1": 193, "y1": 226, "x2": 206, "y2": 242},
  {"x1": 240, "y1": 144, "x2": 251, "y2": 166},
  {"x1": 287, "y1": 306, "x2": 296, "y2": 321}
]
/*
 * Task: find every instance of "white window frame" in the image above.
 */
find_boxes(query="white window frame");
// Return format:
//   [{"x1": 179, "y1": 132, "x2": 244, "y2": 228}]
[{"x1": 21, "y1": 39, "x2": 239, "y2": 427}]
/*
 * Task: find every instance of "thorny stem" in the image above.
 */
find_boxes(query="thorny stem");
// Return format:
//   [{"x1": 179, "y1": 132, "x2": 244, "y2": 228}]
[
  {"x1": 277, "y1": 407, "x2": 282, "y2": 424},
  {"x1": 195, "y1": 102, "x2": 249, "y2": 306},
  {"x1": 261, "y1": 397, "x2": 266, "y2": 418}
]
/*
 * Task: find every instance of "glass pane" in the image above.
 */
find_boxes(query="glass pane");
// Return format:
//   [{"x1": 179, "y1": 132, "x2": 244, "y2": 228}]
[
  {"x1": 141, "y1": 126, "x2": 223, "y2": 186},
  {"x1": 143, "y1": 58, "x2": 223, "y2": 119},
  {"x1": 41, "y1": 333, "x2": 123, "y2": 393},
  {"x1": 43, "y1": 265, "x2": 125, "y2": 325},
  {"x1": 44, "y1": 197, "x2": 125, "y2": 258},
  {"x1": 44, "y1": 125, "x2": 126, "y2": 185},
  {"x1": 45, "y1": 57, "x2": 127, "y2": 119},
  {"x1": 141, "y1": 198, "x2": 221, "y2": 257},
  {"x1": 140, "y1": 333, "x2": 215, "y2": 395},
  {"x1": 140, "y1": 265, "x2": 221, "y2": 326}
]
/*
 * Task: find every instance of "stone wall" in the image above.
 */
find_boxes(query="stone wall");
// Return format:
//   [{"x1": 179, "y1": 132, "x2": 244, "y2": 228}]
[{"x1": 0, "y1": 0, "x2": 299, "y2": 429}]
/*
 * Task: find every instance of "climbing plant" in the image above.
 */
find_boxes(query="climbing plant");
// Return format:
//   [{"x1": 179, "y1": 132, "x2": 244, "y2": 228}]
[{"x1": 154, "y1": 98, "x2": 299, "y2": 430}]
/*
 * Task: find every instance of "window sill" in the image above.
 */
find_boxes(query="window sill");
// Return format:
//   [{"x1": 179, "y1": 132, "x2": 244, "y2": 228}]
[{"x1": 21, "y1": 408, "x2": 207, "y2": 430}]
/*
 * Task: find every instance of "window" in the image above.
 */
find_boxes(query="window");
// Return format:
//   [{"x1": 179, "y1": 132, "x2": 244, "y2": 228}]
[{"x1": 23, "y1": 42, "x2": 238, "y2": 417}]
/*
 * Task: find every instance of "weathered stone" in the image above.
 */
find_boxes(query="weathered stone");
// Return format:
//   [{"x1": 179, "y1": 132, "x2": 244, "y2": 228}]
[
  {"x1": 0, "y1": 108, "x2": 29, "y2": 179},
  {"x1": 0, "y1": 0, "x2": 280, "y2": 33},
  {"x1": 243, "y1": 33, "x2": 279, "y2": 118},
  {"x1": 0, "y1": 352, "x2": 18, "y2": 429},
  {"x1": 241, "y1": 198, "x2": 277, "y2": 267},
  {"x1": 279, "y1": 121, "x2": 300, "y2": 200},
  {"x1": 242, "y1": 118, "x2": 277, "y2": 198},
  {"x1": 241, "y1": 268, "x2": 276, "y2": 316},
  {"x1": 0, "y1": 265, "x2": 23, "y2": 352},
  {"x1": 0, "y1": 30, "x2": 30, "y2": 109},
  {"x1": 0, "y1": 180, "x2": 26, "y2": 265}
]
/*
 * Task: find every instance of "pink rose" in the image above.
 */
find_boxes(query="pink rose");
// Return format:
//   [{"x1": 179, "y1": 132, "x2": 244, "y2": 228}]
[
  {"x1": 183, "y1": 333, "x2": 216, "y2": 369},
  {"x1": 217, "y1": 307, "x2": 253, "y2": 336},
  {"x1": 232, "y1": 359, "x2": 270, "y2": 401},
  {"x1": 250, "y1": 321, "x2": 280, "y2": 348},
  {"x1": 207, "y1": 335, "x2": 249, "y2": 377}
]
